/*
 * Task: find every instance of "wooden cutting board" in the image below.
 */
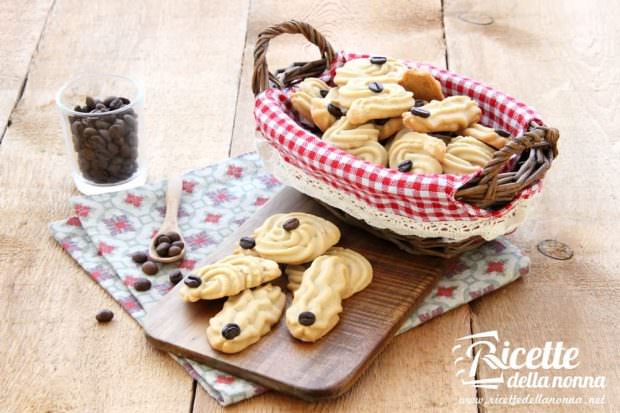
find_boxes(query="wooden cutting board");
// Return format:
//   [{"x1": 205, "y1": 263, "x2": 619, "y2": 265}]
[{"x1": 144, "y1": 187, "x2": 444, "y2": 401}]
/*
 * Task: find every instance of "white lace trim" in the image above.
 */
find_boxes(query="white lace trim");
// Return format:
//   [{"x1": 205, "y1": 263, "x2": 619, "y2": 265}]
[{"x1": 256, "y1": 138, "x2": 540, "y2": 242}]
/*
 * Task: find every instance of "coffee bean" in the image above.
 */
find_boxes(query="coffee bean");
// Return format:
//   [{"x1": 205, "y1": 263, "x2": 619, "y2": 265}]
[
  {"x1": 83, "y1": 127, "x2": 97, "y2": 137},
  {"x1": 171, "y1": 240, "x2": 185, "y2": 249},
  {"x1": 184, "y1": 275, "x2": 202, "y2": 288},
  {"x1": 221, "y1": 323, "x2": 241, "y2": 340},
  {"x1": 298, "y1": 311, "x2": 316, "y2": 326},
  {"x1": 120, "y1": 97, "x2": 130, "y2": 104},
  {"x1": 109, "y1": 98, "x2": 123, "y2": 110},
  {"x1": 71, "y1": 121, "x2": 84, "y2": 136},
  {"x1": 103, "y1": 96, "x2": 117, "y2": 106},
  {"x1": 327, "y1": 103, "x2": 343, "y2": 118},
  {"x1": 398, "y1": 159, "x2": 413, "y2": 172},
  {"x1": 368, "y1": 81, "x2": 383, "y2": 93},
  {"x1": 169, "y1": 270, "x2": 183, "y2": 285},
  {"x1": 156, "y1": 242, "x2": 171, "y2": 257},
  {"x1": 134, "y1": 278, "x2": 152, "y2": 291},
  {"x1": 495, "y1": 128, "x2": 511, "y2": 137},
  {"x1": 414, "y1": 99, "x2": 427, "y2": 107},
  {"x1": 410, "y1": 107, "x2": 431, "y2": 118},
  {"x1": 131, "y1": 252, "x2": 148, "y2": 264},
  {"x1": 239, "y1": 236, "x2": 255, "y2": 249},
  {"x1": 168, "y1": 245, "x2": 182, "y2": 257},
  {"x1": 95, "y1": 309, "x2": 114, "y2": 323},
  {"x1": 156, "y1": 235, "x2": 171, "y2": 246},
  {"x1": 373, "y1": 118, "x2": 389, "y2": 126},
  {"x1": 74, "y1": 105, "x2": 83, "y2": 113},
  {"x1": 123, "y1": 114, "x2": 137, "y2": 129},
  {"x1": 85, "y1": 96, "x2": 96, "y2": 110},
  {"x1": 319, "y1": 89, "x2": 329, "y2": 98},
  {"x1": 282, "y1": 217, "x2": 300, "y2": 231},
  {"x1": 141, "y1": 261, "x2": 158, "y2": 275},
  {"x1": 370, "y1": 56, "x2": 387, "y2": 65},
  {"x1": 166, "y1": 232, "x2": 181, "y2": 242},
  {"x1": 95, "y1": 120, "x2": 111, "y2": 129}
]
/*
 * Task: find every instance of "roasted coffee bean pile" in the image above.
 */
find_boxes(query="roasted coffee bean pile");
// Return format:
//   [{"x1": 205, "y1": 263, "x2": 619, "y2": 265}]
[
  {"x1": 154, "y1": 232, "x2": 184, "y2": 258},
  {"x1": 69, "y1": 96, "x2": 139, "y2": 184}
]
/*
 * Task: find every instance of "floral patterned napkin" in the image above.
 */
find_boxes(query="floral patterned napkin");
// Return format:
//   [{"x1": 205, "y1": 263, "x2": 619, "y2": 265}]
[{"x1": 49, "y1": 152, "x2": 530, "y2": 406}]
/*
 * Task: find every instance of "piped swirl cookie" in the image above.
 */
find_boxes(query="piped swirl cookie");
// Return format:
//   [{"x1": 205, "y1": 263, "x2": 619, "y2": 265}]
[
  {"x1": 179, "y1": 255, "x2": 281, "y2": 302},
  {"x1": 402, "y1": 95, "x2": 481, "y2": 133},
  {"x1": 206, "y1": 284, "x2": 285, "y2": 353},
  {"x1": 461, "y1": 123, "x2": 509, "y2": 150},
  {"x1": 442, "y1": 136, "x2": 496, "y2": 175},
  {"x1": 399, "y1": 68, "x2": 445, "y2": 101},
  {"x1": 322, "y1": 118, "x2": 388, "y2": 166},
  {"x1": 290, "y1": 77, "x2": 330, "y2": 124},
  {"x1": 334, "y1": 56, "x2": 408, "y2": 86},
  {"x1": 386, "y1": 129, "x2": 447, "y2": 174},
  {"x1": 286, "y1": 247, "x2": 373, "y2": 296},
  {"x1": 349, "y1": 141, "x2": 388, "y2": 166},
  {"x1": 375, "y1": 117, "x2": 403, "y2": 140},
  {"x1": 286, "y1": 249, "x2": 373, "y2": 342},
  {"x1": 310, "y1": 88, "x2": 344, "y2": 131},
  {"x1": 250, "y1": 213, "x2": 341, "y2": 265},
  {"x1": 339, "y1": 79, "x2": 414, "y2": 125}
]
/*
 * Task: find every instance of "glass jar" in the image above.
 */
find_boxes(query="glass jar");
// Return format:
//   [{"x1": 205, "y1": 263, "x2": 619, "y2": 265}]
[{"x1": 56, "y1": 74, "x2": 147, "y2": 195}]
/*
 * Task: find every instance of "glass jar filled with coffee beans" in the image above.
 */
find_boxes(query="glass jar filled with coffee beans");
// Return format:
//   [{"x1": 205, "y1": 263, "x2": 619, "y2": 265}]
[{"x1": 56, "y1": 74, "x2": 146, "y2": 194}]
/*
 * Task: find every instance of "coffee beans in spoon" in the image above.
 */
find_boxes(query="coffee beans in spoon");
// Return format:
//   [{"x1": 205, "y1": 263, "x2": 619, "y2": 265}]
[
  {"x1": 68, "y1": 95, "x2": 139, "y2": 184},
  {"x1": 153, "y1": 231, "x2": 183, "y2": 258}
]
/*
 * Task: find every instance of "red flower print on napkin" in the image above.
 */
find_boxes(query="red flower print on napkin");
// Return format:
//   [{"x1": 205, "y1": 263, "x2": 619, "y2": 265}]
[
  {"x1": 124, "y1": 193, "x2": 144, "y2": 208},
  {"x1": 226, "y1": 165, "x2": 243, "y2": 178},
  {"x1": 182, "y1": 180, "x2": 197, "y2": 193},
  {"x1": 205, "y1": 213, "x2": 221, "y2": 224},
  {"x1": 74, "y1": 204, "x2": 90, "y2": 217},
  {"x1": 487, "y1": 261, "x2": 504, "y2": 273},
  {"x1": 215, "y1": 375, "x2": 235, "y2": 385},
  {"x1": 178, "y1": 259, "x2": 196, "y2": 270},
  {"x1": 103, "y1": 215, "x2": 135, "y2": 236},
  {"x1": 436, "y1": 286, "x2": 456, "y2": 298},
  {"x1": 97, "y1": 242, "x2": 115, "y2": 255},
  {"x1": 186, "y1": 231, "x2": 213, "y2": 248},
  {"x1": 254, "y1": 196, "x2": 269, "y2": 206},
  {"x1": 66, "y1": 216, "x2": 82, "y2": 227}
]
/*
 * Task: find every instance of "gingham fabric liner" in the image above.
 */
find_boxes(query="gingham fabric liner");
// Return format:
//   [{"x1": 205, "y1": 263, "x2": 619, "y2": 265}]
[{"x1": 254, "y1": 50, "x2": 545, "y2": 223}]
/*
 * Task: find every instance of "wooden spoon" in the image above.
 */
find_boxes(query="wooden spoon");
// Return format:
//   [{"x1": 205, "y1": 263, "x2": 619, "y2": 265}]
[{"x1": 149, "y1": 175, "x2": 186, "y2": 263}]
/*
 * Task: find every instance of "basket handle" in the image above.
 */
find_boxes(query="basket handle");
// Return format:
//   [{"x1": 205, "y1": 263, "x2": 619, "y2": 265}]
[
  {"x1": 252, "y1": 20, "x2": 336, "y2": 95},
  {"x1": 455, "y1": 125, "x2": 560, "y2": 206}
]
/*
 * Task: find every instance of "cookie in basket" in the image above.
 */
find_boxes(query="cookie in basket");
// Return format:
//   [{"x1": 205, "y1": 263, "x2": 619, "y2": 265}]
[
  {"x1": 375, "y1": 117, "x2": 403, "y2": 140},
  {"x1": 386, "y1": 129, "x2": 446, "y2": 174},
  {"x1": 206, "y1": 284, "x2": 285, "y2": 353},
  {"x1": 290, "y1": 77, "x2": 330, "y2": 124},
  {"x1": 338, "y1": 78, "x2": 414, "y2": 125},
  {"x1": 399, "y1": 68, "x2": 445, "y2": 101},
  {"x1": 286, "y1": 251, "x2": 372, "y2": 342},
  {"x1": 461, "y1": 123, "x2": 510, "y2": 149},
  {"x1": 323, "y1": 118, "x2": 387, "y2": 165},
  {"x1": 310, "y1": 87, "x2": 345, "y2": 131},
  {"x1": 179, "y1": 255, "x2": 281, "y2": 302},
  {"x1": 402, "y1": 95, "x2": 481, "y2": 133},
  {"x1": 250, "y1": 212, "x2": 341, "y2": 265},
  {"x1": 334, "y1": 56, "x2": 408, "y2": 86},
  {"x1": 442, "y1": 136, "x2": 496, "y2": 175}
]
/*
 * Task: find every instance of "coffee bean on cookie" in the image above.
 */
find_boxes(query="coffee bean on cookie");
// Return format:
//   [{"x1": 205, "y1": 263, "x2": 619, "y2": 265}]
[
  {"x1": 282, "y1": 217, "x2": 300, "y2": 231},
  {"x1": 239, "y1": 236, "x2": 256, "y2": 249},
  {"x1": 298, "y1": 311, "x2": 316, "y2": 326},
  {"x1": 410, "y1": 107, "x2": 431, "y2": 118},
  {"x1": 131, "y1": 252, "x2": 148, "y2": 264},
  {"x1": 95, "y1": 309, "x2": 114, "y2": 323},
  {"x1": 184, "y1": 275, "x2": 202, "y2": 288},
  {"x1": 370, "y1": 56, "x2": 387, "y2": 65},
  {"x1": 372, "y1": 118, "x2": 389, "y2": 126},
  {"x1": 169, "y1": 270, "x2": 183, "y2": 285},
  {"x1": 327, "y1": 103, "x2": 343, "y2": 118},
  {"x1": 221, "y1": 323, "x2": 241, "y2": 340},
  {"x1": 166, "y1": 231, "x2": 181, "y2": 242},
  {"x1": 414, "y1": 99, "x2": 427, "y2": 107},
  {"x1": 398, "y1": 159, "x2": 413, "y2": 173},
  {"x1": 134, "y1": 278, "x2": 152, "y2": 292},
  {"x1": 319, "y1": 89, "x2": 329, "y2": 98},
  {"x1": 368, "y1": 82, "x2": 383, "y2": 93},
  {"x1": 495, "y1": 128, "x2": 511, "y2": 137},
  {"x1": 156, "y1": 242, "x2": 171, "y2": 257},
  {"x1": 142, "y1": 261, "x2": 158, "y2": 275}
]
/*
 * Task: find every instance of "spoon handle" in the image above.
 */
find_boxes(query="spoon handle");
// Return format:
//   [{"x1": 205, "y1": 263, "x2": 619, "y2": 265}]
[{"x1": 162, "y1": 175, "x2": 183, "y2": 231}]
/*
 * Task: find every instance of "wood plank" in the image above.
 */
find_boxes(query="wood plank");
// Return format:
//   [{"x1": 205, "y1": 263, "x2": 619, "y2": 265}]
[
  {"x1": 196, "y1": 0, "x2": 479, "y2": 410},
  {"x1": 0, "y1": 0, "x2": 249, "y2": 411},
  {"x1": 145, "y1": 188, "x2": 442, "y2": 400},
  {"x1": 444, "y1": 1, "x2": 620, "y2": 411},
  {"x1": 0, "y1": 0, "x2": 54, "y2": 139}
]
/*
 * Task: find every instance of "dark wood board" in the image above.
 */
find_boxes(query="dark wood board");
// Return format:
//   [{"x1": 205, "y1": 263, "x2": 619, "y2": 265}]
[{"x1": 144, "y1": 187, "x2": 444, "y2": 401}]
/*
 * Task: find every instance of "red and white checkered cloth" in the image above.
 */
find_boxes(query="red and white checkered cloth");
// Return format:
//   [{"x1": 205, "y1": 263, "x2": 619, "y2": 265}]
[{"x1": 254, "y1": 51, "x2": 545, "y2": 222}]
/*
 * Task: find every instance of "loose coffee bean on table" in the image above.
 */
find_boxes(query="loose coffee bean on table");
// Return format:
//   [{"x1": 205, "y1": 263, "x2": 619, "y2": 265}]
[
  {"x1": 142, "y1": 261, "x2": 158, "y2": 275},
  {"x1": 133, "y1": 278, "x2": 152, "y2": 292},
  {"x1": 169, "y1": 270, "x2": 183, "y2": 285},
  {"x1": 67, "y1": 95, "x2": 139, "y2": 184},
  {"x1": 95, "y1": 309, "x2": 114, "y2": 323},
  {"x1": 131, "y1": 251, "x2": 148, "y2": 264}
]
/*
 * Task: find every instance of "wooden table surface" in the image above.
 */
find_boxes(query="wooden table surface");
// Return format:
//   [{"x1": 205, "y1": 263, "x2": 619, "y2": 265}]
[{"x1": 0, "y1": 1, "x2": 618, "y2": 412}]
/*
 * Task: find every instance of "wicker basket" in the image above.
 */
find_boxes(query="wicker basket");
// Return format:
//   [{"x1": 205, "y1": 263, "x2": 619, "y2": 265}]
[{"x1": 252, "y1": 20, "x2": 559, "y2": 258}]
